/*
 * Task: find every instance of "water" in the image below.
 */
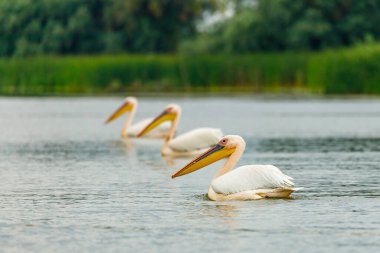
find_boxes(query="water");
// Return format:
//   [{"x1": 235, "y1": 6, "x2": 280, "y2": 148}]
[{"x1": 1, "y1": 97, "x2": 380, "y2": 253}]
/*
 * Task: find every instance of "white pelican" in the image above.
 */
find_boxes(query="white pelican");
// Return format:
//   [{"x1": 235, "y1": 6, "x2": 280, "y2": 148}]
[
  {"x1": 137, "y1": 104, "x2": 223, "y2": 157},
  {"x1": 105, "y1": 97, "x2": 170, "y2": 138},
  {"x1": 172, "y1": 135, "x2": 298, "y2": 201}
]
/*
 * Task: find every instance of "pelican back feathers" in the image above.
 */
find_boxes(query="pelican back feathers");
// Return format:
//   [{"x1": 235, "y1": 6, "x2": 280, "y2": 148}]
[
  {"x1": 211, "y1": 165, "x2": 294, "y2": 195},
  {"x1": 168, "y1": 128, "x2": 223, "y2": 152}
]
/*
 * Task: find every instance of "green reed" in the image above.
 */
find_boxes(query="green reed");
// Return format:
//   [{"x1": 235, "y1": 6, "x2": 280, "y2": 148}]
[{"x1": 1, "y1": 45, "x2": 379, "y2": 95}]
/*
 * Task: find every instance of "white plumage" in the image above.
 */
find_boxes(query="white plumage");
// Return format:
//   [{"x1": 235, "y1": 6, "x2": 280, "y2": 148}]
[
  {"x1": 127, "y1": 118, "x2": 170, "y2": 137},
  {"x1": 105, "y1": 97, "x2": 172, "y2": 139},
  {"x1": 168, "y1": 128, "x2": 223, "y2": 152},
  {"x1": 211, "y1": 165, "x2": 294, "y2": 195},
  {"x1": 172, "y1": 135, "x2": 298, "y2": 200},
  {"x1": 137, "y1": 104, "x2": 224, "y2": 156}
]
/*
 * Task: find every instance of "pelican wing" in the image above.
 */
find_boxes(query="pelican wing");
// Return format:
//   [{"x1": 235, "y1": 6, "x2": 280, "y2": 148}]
[
  {"x1": 211, "y1": 165, "x2": 294, "y2": 195},
  {"x1": 127, "y1": 118, "x2": 170, "y2": 137},
  {"x1": 168, "y1": 128, "x2": 223, "y2": 152}
]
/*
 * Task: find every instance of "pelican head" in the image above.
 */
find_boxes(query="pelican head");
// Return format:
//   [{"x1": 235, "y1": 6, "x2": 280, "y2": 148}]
[
  {"x1": 105, "y1": 97, "x2": 137, "y2": 124},
  {"x1": 137, "y1": 104, "x2": 181, "y2": 137},
  {"x1": 172, "y1": 135, "x2": 245, "y2": 178}
]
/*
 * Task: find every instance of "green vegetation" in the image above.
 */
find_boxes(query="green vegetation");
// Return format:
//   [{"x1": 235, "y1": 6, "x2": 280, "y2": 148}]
[
  {"x1": 2, "y1": 0, "x2": 380, "y2": 57},
  {"x1": 185, "y1": 0, "x2": 380, "y2": 54},
  {"x1": 308, "y1": 44, "x2": 380, "y2": 94},
  {"x1": 1, "y1": 1, "x2": 379, "y2": 95},
  {"x1": 1, "y1": 44, "x2": 380, "y2": 95},
  {"x1": 0, "y1": 0, "x2": 215, "y2": 57}
]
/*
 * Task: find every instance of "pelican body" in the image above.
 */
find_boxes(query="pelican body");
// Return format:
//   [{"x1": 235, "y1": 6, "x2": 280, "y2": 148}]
[
  {"x1": 137, "y1": 104, "x2": 223, "y2": 157},
  {"x1": 105, "y1": 97, "x2": 170, "y2": 138},
  {"x1": 172, "y1": 135, "x2": 298, "y2": 201}
]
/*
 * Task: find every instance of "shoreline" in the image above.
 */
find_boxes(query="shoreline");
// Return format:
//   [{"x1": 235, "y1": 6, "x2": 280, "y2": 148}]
[{"x1": 2, "y1": 92, "x2": 380, "y2": 100}]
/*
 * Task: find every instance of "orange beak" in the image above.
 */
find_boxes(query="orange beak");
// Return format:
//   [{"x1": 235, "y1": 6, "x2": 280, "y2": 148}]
[
  {"x1": 172, "y1": 144, "x2": 235, "y2": 178},
  {"x1": 105, "y1": 101, "x2": 133, "y2": 124},
  {"x1": 137, "y1": 110, "x2": 175, "y2": 137}
]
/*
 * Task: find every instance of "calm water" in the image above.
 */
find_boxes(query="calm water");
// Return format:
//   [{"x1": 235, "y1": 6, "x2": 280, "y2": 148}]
[{"x1": 1, "y1": 97, "x2": 380, "y2": 253}]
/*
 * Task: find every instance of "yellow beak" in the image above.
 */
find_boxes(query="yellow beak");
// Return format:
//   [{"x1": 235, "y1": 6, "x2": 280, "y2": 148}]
[
  {"x1": 105, "y1": 101, "x2": 133, "y2": 124},
  {"x1": 172, "y1": 144, "x2": 235, "y2": 178},
  {"x1": 137, "y1": 110, "x2": 175, "y2": 137}
]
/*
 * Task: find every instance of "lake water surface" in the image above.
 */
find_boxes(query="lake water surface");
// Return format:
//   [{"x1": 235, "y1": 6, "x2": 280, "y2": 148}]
[{"x1": 1, "y1": 97, "x2": 380, "y2": 253}]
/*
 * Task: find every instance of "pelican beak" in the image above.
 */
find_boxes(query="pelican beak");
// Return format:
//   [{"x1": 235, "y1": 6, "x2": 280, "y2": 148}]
[
  {"x1": 137, "y1": 110, "x2": 175, "y2": 137},
  {"x1": 172, "y1": 144, "x2": 235, "y2": 178},
  {"x1": 105, "y1": 101, "x2": 133, "y2": 124}
]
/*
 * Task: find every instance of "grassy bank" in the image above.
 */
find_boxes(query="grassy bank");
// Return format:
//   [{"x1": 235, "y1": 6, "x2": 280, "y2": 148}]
[
  {"x1": 308, "y1": 45, "x2": 380, "y2": 94},
  {"x1": 1, "y1": 45, "x2": 380, "y2": 95}
]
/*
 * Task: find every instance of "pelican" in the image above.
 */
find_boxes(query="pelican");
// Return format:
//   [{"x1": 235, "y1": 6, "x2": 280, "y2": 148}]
[
  {"x1": 137, "y1": 104, "x2": 223, "y2": 157},
  {"x1": 105, "y1": 97, "x2": 170, "y2": 138},
  {"x1": 172, "y1": 135, "x2": 299, "y2": 201}
]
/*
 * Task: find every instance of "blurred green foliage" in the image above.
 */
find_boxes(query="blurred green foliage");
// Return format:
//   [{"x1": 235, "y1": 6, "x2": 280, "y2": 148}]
[
  {"x1": 1, "y1": 0, "x2": 379, "y2": 95},
  {"x1": 0, "y1": 0, "x2": 214, "y2": 57},
  {"x1": 308, "y1": 44, "x2": 380, "y2": 94},
  {"x1": 2, "y1": 0, "x2": 380, "y2": 56},
  {"x1": 1, "y1": 44, "x2": 380, "y2": 95},
  {"x1": 183, "y1": 0, "x2": 380, "y2": 53}
]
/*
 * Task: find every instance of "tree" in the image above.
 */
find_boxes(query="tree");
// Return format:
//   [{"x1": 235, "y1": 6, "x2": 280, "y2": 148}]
[
  {"x1": 186, "y1": 0, "x2": 380, "y2": 53},
  {"x1": 0, "y1": 0, "x2": 215, "y2": 56},
  {"x1": 103, "y1": 0, "x2": 211, "y2": 53},
  {"x1": 0, "y1": 0, "x2": 104, "y2": 56}
]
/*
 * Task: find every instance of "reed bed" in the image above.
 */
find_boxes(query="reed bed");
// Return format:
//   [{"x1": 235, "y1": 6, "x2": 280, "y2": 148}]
[{"x1": 1, "y1": 45, "x2": 379, "y2": 95}]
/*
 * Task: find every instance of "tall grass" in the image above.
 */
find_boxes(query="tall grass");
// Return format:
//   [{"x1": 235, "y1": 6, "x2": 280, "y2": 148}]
[
  {"x1": 308, "y1": 44, "x2": 380, "y2": 94},
  {"x1": 0, "y1": 45, "x2": 379, "y2": 95}
]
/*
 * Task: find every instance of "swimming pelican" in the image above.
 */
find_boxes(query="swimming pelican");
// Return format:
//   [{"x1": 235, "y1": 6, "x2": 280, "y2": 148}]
[
  {"x1": 172, "y1": 135, "x2": 298, "y2": 201},
  {"x1": 137, "y1": 104, "x2": 223, "y2": 157},
  {"x1": 105, "y1": 97, "x2": 170, "y2": 138}
]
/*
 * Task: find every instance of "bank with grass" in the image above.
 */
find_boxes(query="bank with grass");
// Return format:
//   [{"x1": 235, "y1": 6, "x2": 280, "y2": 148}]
[{"x1": 0, "y1": 44, "x2": 379, "y2": 95}]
